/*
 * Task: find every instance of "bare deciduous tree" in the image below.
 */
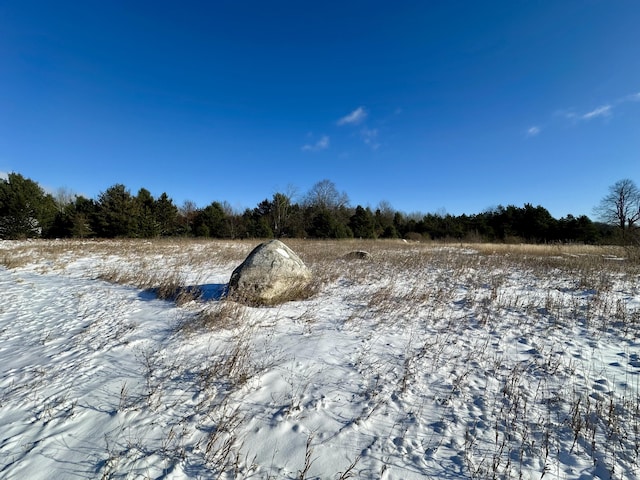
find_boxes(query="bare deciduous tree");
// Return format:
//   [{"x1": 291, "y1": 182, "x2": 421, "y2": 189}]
[
  {"x1": 179, "y1": 200, "x2": 198, "y2": 235},
  {"x1": 595, "y1": 179, "x2": 640, "y2": 242},
  {"x1": 304, "y1": 179, "x2": 349, "y2": 211},
  {"x1": 53, "y1": 187, "x2": 77, "y2": 212}
]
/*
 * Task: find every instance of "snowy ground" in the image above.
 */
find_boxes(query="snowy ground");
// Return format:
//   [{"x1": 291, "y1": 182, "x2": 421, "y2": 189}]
[{"x1": 1, "y1": 239, "x2": 639, "y2": 479}]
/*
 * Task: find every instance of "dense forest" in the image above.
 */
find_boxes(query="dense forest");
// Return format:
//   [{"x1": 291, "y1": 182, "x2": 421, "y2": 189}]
[{"x1": 0, "y1": 172, "x2": 625, "y2": 244}]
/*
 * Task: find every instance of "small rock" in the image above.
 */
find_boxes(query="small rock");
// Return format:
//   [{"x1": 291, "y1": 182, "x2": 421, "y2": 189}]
[{"x1": 342, "y1": 250, "x2": 371, "y2": 260}]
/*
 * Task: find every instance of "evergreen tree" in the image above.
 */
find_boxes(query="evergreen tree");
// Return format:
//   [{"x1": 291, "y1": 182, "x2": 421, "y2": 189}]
[
  {"x1": 374, "y1": 202, "x2": 395, "y2": 238},
  {"x1": 72, "y1": 196, "x2": 97, "y2": 238},
  {"x1": 136, "y1": 188, "x2": 160, "y2": 238},
  {"x1": 307, "y1": 209, "x2": 353, "y2": 238},
  {"x1": 0, "y1": 173, "x2": 56, "y2": 239},
  {"x1": 349, "y1": 205, "x2": 376, "y2": 238},
  {"x1": 243, "y1": 206, "x2": 274, "y2": 238},
  {"x1": 380, "y1": 225, "x2": 399, "y2": 238},
  {"x1": 193, "y1": 202, "x2": 231, "y2": 238},
  {"x1": 155, "y1": 193, "x2": 178, "y2": 236},
  {"x1": 0, "y1": 172, "x2": 609, "y2": 244},
  {"x1": 308, "y1": 210, "x2": 335, "y2": 238},
  {"x1": 95, "y1": 184, "x2": 139, "y2": 237}
]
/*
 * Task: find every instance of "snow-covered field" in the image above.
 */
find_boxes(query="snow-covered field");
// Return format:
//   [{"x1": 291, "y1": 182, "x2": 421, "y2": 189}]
[{"x1": 1, "y1": 239, "x2": 639, "y2": 480}]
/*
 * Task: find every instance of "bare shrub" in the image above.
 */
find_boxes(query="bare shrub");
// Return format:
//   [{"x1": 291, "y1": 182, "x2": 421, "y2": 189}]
[
  {"x1": 177, "y1": 300, "x2": 246, "y2": 334},
  {"x1": 0, "y1": 253, "x2": 28, "y2": 269}
]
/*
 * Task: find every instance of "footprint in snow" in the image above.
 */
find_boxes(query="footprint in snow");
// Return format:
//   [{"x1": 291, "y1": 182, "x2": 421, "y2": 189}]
[{"x1": 592, "y1": 379, "x2": 609, "y2": 392}]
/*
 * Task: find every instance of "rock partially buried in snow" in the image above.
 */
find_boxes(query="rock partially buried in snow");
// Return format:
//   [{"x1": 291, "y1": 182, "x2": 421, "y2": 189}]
[
  {"x1": 228, "y1": 240, "x2": 313, "y2": 305},
  {"x1": 342, "y1": 250, "x2": 371, "y2": 260}
]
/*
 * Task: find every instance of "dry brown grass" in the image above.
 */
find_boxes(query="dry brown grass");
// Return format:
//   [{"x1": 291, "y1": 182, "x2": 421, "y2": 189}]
[
  {"x1": 3, "y1": 238, "x2": 637, "y2": 304},
  {"x1": 1, "y1": 237, "x2": 629, "y2": 269},
  {"x1": 176, "y1": 300, "x2": 247, "y2": 334},
  {"x1": 4, "y1": 238, "x2": 640, "y2": 478},
  {"x1": 467, "y1": 242, "x2": 623, "y2": 257}
]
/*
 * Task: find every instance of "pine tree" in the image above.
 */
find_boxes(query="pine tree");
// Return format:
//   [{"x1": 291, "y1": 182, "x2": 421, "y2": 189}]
[
  {"x1": 136, "y1": 188, "x2": 160, "y2": 238},
  {"x1": 193, "y1": 202, "x2": 231, "y2": 238},
  {"x1": 95, "y1": 184, "x2": 139, "y2": 237},
  {"x1": 155, "y1": 193, "x2": 178, "y2": 236},
  {"x1": 0, "y1": 173, "x2": 56, "y2": 239},
  {"x1": 349, "y1": 206, "x2": 376, "y2": 238}
]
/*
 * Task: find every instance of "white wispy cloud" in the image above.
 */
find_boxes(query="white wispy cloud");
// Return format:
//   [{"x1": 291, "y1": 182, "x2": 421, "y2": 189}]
[
  {"x1": 301, "y1": 135, "x2": 330, "y2": 152},
  {"x1": 526, "y1": 126, "x2": 541, "y2": 137},
  {"x1": 558, "y1": 104, "x2": 612, "y2": 122},
  {"x1": 360, "y1": 128, "x2": 380, "y2": 150},
  {"x1": 581, "y1": 104, "x2": 612, "y2": 120},
  {"x1": 556, "y1": 109, "x2": 577, "y2": 120},
  {"x1": 527, "y1": 90, "x2": 640, "y2": 138},
  {"x1": 0, "y1": 171, "x2": 8, "y2": 180},
  {"x1": 337, "y1": 107, "x2": 367, "y2": 126}
]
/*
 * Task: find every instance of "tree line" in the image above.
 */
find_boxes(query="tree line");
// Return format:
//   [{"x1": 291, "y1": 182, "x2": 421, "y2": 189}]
[{"x1": 0, "y1": 172, "x2": 632, "y2": 244}]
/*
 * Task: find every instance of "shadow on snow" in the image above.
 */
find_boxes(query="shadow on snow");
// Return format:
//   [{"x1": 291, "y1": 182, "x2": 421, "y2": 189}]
[{"x1": 138, "y1": 283, "x2": 228, "y2": 302}]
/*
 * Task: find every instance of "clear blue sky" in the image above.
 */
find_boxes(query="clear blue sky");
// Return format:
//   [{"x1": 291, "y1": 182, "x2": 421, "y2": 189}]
[{"x1": 1, "y1": 1, "x2": 639, "y2": 218}]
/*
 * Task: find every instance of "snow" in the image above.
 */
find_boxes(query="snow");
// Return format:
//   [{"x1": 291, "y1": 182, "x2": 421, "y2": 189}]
[{"x1": 1, "y1": 239, "x2": 639, "y2": 479}]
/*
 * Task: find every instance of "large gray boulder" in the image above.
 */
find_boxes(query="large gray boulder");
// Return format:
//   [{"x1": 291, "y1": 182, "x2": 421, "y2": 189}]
[{"x1": 228, "y1": 240, "x2": 313, "y2": 305}]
